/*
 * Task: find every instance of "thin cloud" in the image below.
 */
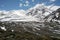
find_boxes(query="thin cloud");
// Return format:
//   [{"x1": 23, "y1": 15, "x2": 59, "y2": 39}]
[
  {"x1": 50, "y1": 0, "x2": 56, "y2": 2},
  {"x1": 32, "y1": 0, "x2": 35, "y2": 2},
  {"x1": 24, "y1": 4, "x2": 29, "y2": 6},
  {"x1": 25, "y1": 0, "x2": 29, "y2": 4},
  {"x1": 19, "y1": 0, "x2": 29, "y2": 7},
  {"x1": 20, "y1": 0, "x2": 23, "y2": 1},
  {"x1": 24, "y1": 0, "x2": 29, "y2": 6},
  {"x1": 19, "y1": 3, "x2": 23, "y2": 7}
]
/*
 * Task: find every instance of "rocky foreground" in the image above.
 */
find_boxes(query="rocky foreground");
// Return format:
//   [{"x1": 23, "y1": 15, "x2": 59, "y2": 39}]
[
  {"x1": 0, "y1": 28, "x2": 60, "y2": 40},
  {"x1": 0, "y1": 21, "x2": 60, "y2": 40}
]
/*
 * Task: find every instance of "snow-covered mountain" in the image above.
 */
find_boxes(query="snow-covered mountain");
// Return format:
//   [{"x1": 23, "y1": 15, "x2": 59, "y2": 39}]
[
  {"x1": 0, "y1": 4, "x2": 60, "y2": 22},
  {"x1": 26, "y1": 4, "x2": 60, "y2": 22},
  {"x1": 0, "y1": 4, "x2": 60, "y2": 38},
  {"x1": 0, "y1": 10, "x2": 38, "y2": 22}
]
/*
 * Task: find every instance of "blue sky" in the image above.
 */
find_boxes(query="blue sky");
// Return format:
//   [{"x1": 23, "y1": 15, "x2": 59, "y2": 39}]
[{"x1": 0, "y1": 0, "x2": 60, "y2": 10}]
